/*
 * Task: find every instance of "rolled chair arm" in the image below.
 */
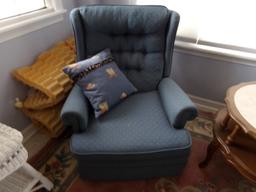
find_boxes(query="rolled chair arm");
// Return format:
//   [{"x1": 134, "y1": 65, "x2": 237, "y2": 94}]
[
  {"x1": 61, "y1": 85, "x2": 90, "y2": 133},
  {"x1": 158, "y1": 78, "x2": 198, "y2": 129}
]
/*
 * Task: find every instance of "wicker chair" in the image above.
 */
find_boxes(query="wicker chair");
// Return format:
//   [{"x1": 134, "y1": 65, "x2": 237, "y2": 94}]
[{"x1": 0, "y1": 123, "x2": 53, "y2": 192}]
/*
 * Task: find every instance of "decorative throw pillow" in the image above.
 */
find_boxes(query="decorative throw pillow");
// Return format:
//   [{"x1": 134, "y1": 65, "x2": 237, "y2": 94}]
[{"x1": 63, "y1": 49, "x2": 137, "y2": 118}]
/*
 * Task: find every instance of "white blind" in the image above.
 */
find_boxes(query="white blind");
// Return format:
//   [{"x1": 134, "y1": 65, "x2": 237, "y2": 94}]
[
  {"x1": 136, "y1": 0, "x2": 256, "y2": 53},
  {"x1": 0, "y1": 0, "x2": 46, "y2": 20}
]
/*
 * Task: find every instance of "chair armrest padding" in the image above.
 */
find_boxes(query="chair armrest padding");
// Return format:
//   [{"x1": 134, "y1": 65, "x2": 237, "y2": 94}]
[
  {"x1": 61, "y1": 85, "x2": 89, "y2": 133},
  {"x1": 158, "y1": 78, "x2": 198, "y2": 129}
]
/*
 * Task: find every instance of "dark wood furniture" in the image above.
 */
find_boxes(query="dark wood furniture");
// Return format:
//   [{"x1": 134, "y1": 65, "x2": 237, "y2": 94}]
[{"x1": 199, "y1": 82, "x2": 256, "y2": 184}]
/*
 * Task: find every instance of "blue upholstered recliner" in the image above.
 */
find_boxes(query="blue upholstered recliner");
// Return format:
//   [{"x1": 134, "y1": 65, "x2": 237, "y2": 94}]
[{"x1": 61, "y1": 5, "x2": 198, "y2": 180}]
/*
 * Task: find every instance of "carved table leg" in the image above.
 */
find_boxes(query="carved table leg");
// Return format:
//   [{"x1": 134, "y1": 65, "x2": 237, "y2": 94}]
[
  {"x1": 225, "y1": 124, "x2": 240, "y2": 145},
  {"x1": 199, "y1": 138, "x2": 220, "y2": 168},
  {"x1": 220, "y1": 111, "x2": 230, "y2": 128}
]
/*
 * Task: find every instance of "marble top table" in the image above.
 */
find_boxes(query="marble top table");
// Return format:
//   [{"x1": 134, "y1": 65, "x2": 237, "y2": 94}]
[{"x1": 225, "y1": 82, "x2": 256, "y2": 140}]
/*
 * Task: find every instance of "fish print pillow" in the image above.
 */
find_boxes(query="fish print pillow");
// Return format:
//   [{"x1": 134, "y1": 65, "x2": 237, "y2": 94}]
[{"x1": 63, "y1": 49, "x2": 137, "y2": 118}]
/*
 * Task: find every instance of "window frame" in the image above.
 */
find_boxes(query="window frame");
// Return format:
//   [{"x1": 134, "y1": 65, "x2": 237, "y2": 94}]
[
  {"x1": 173, "y1": 4, "x2": 256, "y2": 65},
  {"x1": 0, "y1": 0, "x2": 66, "y2": 43},
  {"x1": 174, "y1": 40, "x2": 256, "y2": 66},
  {"x1": 135, "y1": 0, "x2": 256, "y2": 64}
]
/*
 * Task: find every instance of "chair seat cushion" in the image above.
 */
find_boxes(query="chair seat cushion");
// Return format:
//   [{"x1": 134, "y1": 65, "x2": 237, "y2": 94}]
[
  {"x1": 71, "y1": 91, "x2": 191, "y2": 154},
  {"x1": 70, "y1": 91, "x2": 191, "y2": 179}
]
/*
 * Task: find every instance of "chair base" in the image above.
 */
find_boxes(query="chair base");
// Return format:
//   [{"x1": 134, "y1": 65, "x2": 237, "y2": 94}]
[
  {"x1": 78, "y1": 164, "x2": 187, "y2": 181},
  {"x1": 74, "y1": 148, "x2": 191, "y2": 180}
]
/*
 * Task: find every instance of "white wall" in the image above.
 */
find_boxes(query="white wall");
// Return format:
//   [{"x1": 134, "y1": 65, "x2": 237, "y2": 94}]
[
  {"x1": 79, "y1": 0, "x2": 101, "y2": 4},
  {"x1": 0, "y1": 0, "x2": 77, "y2": 130},
  {"x1": 78, "y1": 0, "x2": 133, "y2": 4},
  {"x1": 172, "y1": 52, "x2": 256, "y2": 102}
]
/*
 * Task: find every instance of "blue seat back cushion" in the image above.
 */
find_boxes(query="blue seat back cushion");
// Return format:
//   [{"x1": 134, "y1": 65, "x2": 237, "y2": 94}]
[{"x1": 76, "y1": 6, "x2": 170, "y2": 91}]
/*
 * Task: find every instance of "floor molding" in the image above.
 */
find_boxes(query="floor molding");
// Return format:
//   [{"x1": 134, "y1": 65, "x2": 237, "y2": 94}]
[
  {"x1": 189, "y1": 94, "x2": 226, "y2": 114},
  {"x1": 22, "y1": 124, "x2": 50, "y2": 160},
  {"x1": 22, "y1": 124, "x2": 39, "y2": 144}
]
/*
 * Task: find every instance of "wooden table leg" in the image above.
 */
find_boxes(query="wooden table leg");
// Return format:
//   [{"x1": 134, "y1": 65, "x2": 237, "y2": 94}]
[
  {"x1": 199, "y1": 138, "x2": 220, "y2": 168},
  {"x1": 225, "y1": 125, "x2": 240, "y2": 145},
  {"x1": 220, "y1": 111, "x2": 230, "y2": 128}
]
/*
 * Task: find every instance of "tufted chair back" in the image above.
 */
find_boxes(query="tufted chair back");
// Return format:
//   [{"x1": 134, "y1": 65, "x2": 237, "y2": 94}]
[{"x1": 70, "y1": 5, "x2": 179, "y2": 91}]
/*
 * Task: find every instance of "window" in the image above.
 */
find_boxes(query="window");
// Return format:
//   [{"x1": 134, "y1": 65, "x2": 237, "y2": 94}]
[
  {"x1": 136, "y1": 0, "x2": 256, "y2": 62},
  {"x1": 0, "y1": 0, "x2": 66, "y2": 43},
  {"x1": 0, "y1": 0, "x2": 46, "y2": 20}
]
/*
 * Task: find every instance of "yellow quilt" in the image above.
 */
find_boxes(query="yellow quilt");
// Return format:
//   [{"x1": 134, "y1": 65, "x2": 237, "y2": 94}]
[{"x1": 13, "y1": 37, "x2": 76, "y2": 137}]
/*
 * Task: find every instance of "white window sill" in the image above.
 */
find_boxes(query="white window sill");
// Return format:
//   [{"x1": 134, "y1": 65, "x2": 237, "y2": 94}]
[
  {"x1": 174, "y1": 40, "x2": 256, "y2": 66},
  {"x1": 0, "y1": 8, "x2": 66, "y2": 43}
]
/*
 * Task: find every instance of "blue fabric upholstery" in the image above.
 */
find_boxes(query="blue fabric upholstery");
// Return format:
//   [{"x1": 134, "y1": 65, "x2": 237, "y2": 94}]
[
  {"x1": 61, "y1": 5, "x2": 198, "y2": 180},
  {"x1": 61, "y1": 85, "x2": 90, "y2": 133},
  {"x1": 71, "y1": 91, "x2": 191, "y2": 154},
  {"x1": 71, "y1": 91, "x2": 191, "y2": 180},
  {"x1": 158, "y1": 78, "x2": 198, "y2": 129},
  {"x1": 70, "y1": 5, "x2": 179, "y2": 91}
]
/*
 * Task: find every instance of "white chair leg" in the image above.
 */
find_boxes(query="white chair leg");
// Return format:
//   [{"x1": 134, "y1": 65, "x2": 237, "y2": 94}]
[{"x1": 23, "y1": 162, "x2": 53, "y2": 191}]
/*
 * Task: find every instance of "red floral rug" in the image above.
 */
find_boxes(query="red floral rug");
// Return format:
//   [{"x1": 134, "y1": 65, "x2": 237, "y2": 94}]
[
  {"x1": 66, "y1": 138, "x2": 256, "y2": 192},
  {"x1": 36, "y1": 116, "x2": 256, "y2": 192}
]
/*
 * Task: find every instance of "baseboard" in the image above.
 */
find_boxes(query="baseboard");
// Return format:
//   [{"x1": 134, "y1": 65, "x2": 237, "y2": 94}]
[
  {"x1": 21, "y1": 123, "x2": 51, "y2": 160},
  {"x1": 22, "y1": 124, "x2": 39, "y2": 144},
  {"x1": 189, "y1": 94, "x2": 226, "y2": 114}
]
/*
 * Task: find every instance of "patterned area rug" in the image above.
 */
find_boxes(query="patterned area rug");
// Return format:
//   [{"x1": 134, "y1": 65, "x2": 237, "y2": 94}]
[{"x1": 36, "y1": 114, "x2": 256, "y2": 192}]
